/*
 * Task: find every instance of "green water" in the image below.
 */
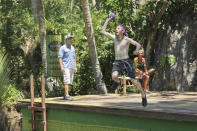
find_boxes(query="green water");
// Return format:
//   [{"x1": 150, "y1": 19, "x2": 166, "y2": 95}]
[{"x1": 22, "y1": 107, "x2": 197, "y2": 131}]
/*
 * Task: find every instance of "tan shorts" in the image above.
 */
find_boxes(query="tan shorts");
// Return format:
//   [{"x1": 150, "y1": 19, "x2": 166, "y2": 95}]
[{"x1": 63, "y1": 68, "x2": 74, "y2": 84}]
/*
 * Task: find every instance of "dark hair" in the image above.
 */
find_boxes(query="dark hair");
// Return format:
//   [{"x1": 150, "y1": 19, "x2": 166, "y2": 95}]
[{"x1": 124, "y1": 32, "x2": 128, "y2": 37}]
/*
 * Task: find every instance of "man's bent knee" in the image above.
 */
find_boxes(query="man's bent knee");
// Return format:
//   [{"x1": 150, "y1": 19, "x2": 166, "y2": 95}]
[
  {"x1": 112, "y1": 71, "x2": 119, "y2": 81},
  {"x1": 131, "y1": 79, "x2": 139, "y2": 86}
]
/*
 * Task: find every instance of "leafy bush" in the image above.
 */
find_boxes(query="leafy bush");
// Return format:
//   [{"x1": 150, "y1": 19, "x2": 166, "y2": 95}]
[
  {"x1": 0, "y1": 0, "x2": 196, "y2": 98},
  {"x1": 1, "y1": 84, "x2": 23, "y2": 107}
]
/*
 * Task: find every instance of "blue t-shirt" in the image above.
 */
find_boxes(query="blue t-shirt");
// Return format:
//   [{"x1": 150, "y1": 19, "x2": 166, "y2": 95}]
[{"x1": 58, "y1": 44, "x2": 75, "y2": 69}]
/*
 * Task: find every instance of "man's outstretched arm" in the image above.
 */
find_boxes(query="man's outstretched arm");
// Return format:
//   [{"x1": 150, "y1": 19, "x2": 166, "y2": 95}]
[{"x1": 101, "y1": 18, "x2": 115, "y2": 40}]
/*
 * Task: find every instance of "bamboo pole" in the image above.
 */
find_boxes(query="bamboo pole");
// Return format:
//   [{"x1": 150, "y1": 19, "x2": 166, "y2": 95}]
[
  {"x1": 41, "y1": 75, "x2": 47, "y2": 131},
  {"x1": 30, "y1": 74, "x2": 35, "y2": 131}
]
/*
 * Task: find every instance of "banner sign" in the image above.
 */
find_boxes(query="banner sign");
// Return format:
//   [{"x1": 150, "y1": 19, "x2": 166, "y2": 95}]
[{"x1": 46, "y1": 35, "x2": 64, "y2": 77}]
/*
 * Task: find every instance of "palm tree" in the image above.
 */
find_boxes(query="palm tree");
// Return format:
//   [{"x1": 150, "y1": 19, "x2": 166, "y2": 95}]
[
  {"x1": 36, "y1": 0, "x2": 47, "y2": 76},
  {"x1": 0, "y1": 51, "x2": 9, "y2": 105},
  {"x1": 0, "y1": 51, "x2": 22, "y2": 107},
  {"x1": 81, "y1": 0, "x2": 107, "y2": 94}
]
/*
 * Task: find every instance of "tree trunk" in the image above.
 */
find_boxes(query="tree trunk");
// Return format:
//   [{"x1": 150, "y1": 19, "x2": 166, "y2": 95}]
[
  {"x1": 20, "y1": 34, "x2": 39, "y2": 74},
  {"x1": 145, "y1": 0, "x2": 169, "y2": 64},
  {"x1": 36, "y1": 0, "x2": 47, "y2": 76},
  {"x1": 70, "y1": 0, "x2": 73, "y2": 29},
  {"x1": 81, "y1": 0, "x2": 107, "y2": 94},
  {"x1": 31, "y1": 0, "x2": 38, "y2": 24}
]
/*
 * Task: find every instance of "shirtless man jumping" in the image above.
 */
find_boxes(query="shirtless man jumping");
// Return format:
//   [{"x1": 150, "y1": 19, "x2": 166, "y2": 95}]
[{"x1": 101, "y1": 16, "x2": 147, "y2": 107}]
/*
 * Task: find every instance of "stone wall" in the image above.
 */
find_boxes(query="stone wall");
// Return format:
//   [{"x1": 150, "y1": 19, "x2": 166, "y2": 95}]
[
  {"x1": 150, "y1": 8, "x2": 197, "y2": 91},
  {"x1": 0, "y1": 107, "x2": 21, "y2": 131}
]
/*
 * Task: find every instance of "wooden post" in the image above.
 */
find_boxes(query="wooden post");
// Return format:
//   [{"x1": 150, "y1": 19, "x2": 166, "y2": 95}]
[
  {"x1": 30, "y1": 74, "x2": 35, "y2": 131},
  {"x1": 41, "y1": 75, "x2": 47, "y2": 131},
  {"x1": 123, "y1": 76, "x2": 127, "y2": 95}
]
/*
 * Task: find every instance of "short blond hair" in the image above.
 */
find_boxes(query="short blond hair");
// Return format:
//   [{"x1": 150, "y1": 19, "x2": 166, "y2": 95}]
[{"x1": 138, "y1": 49, "x2": 144, "y2": 56}]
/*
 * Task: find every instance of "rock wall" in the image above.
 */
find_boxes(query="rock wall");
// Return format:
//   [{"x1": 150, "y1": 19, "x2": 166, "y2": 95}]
[
  {"x1": 150, "y1": 8, "x2": 197, "y2": 92},
  {"x1": 0, "y1": 107, "x2": 21, "y2": 131}
]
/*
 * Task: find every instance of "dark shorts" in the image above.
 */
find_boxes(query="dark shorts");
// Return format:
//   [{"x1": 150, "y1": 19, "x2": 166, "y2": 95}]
[{"x1": 112, "y1": 58, "x2": 135, "y2": 79}]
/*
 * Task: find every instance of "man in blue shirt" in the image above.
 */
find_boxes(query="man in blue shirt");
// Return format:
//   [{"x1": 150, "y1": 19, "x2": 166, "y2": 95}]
[{"x1": 58, "y1": 35, "x2": 77, "y2": 100}]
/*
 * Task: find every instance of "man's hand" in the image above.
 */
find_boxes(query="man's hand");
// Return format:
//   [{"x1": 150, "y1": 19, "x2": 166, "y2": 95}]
[
  {"x1": 61, "y1": 67, "x2": 65, "y2": 73},
  {"x1": 107, "y1": 17, "x2": 113, "y2": 22}
]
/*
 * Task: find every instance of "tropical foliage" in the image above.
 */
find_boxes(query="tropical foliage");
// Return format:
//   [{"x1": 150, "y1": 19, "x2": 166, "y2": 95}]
[
  {"x1": 0, "y1": 50, "x2": 23, "y2": 107},
  {"x1": 0, "y1": 0, "x2": 196, "y2": 106}
]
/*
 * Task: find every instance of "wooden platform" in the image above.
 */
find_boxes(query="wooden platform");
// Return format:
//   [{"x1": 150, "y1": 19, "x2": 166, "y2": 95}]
[{"x1": 19, "y1": 91, "x2": 197, "y2": 122}]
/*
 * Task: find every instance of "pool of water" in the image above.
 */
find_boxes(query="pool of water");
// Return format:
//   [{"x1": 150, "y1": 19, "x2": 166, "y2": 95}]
[{"x1": 22, "y1": 107, "x2": 197, "y2": 131}]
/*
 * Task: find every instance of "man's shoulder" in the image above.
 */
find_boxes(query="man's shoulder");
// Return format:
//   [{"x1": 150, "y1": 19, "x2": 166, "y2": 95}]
[
  {"x1": 71, "y1": 45, "x2": 75, "y2": 50},
  {"x1": 124, "y1": 36, "x2": 130, "y2": 40},
  {"x1": 60, "y1": 44, "x2": 66, "y2": 48}
]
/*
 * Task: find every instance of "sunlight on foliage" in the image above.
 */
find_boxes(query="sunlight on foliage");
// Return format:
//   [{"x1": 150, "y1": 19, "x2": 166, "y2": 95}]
[
  {"x1": 160, "y1": 54, "x2": 176, "y2": 68},
  {"x1": 0, "y1": 0, "x2": 196, "y2": 97},
  {"x1": 1, "y1": 84, "x2": 23, "y2": 107}
]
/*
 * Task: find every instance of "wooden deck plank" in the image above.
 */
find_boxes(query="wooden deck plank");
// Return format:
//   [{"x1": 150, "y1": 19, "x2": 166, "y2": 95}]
[{"x1": 19, "y1": 91, "x2": 197, "y2": 122}]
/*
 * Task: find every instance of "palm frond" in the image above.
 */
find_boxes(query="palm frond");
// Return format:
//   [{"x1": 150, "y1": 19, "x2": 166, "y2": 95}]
[{"x1": 0, "y1": 50, "x2": 23, "y2": 107}]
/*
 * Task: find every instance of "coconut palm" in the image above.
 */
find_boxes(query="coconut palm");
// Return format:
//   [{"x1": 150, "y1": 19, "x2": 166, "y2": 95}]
[
  {"x1": 81, "y1": 0, "x2": 107, "y2": 94},
  {"x1": 0, "y1": 51, "x2": 9, "y2": 105},
  {"x1": 36, "y1": 0, "x2": 47, "y2": 76},
  {"x1": 0, "y1": 51, "x2": 22, "y2": 107}
]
